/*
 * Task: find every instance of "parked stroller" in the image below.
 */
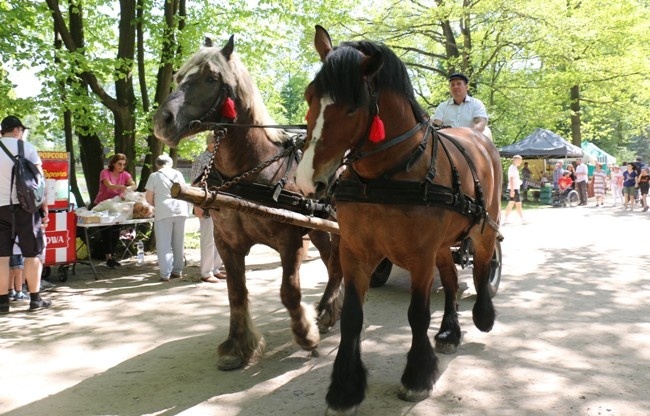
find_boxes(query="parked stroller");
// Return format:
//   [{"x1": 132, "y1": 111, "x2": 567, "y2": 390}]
[{"x1": 552, "y1": 188, "x2": 580, "y2": 207}]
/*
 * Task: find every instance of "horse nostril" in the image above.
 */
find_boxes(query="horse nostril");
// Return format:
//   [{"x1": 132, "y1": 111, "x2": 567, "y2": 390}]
[{"x1": 163, "y1": 110, "x2": 174, "y2": 124}]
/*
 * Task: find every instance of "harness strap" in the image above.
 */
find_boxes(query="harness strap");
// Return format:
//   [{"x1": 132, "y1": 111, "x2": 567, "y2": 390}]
[
  {"x1": 334, "y1": 123, "x2": 499, "y2": 236},
  {"x1": 334, "y1": 178, "x2": 483, "y2": 219},
  {"x1": 206, "y1": 181, "x2": 334, "y2": 218},
  {"x1": 0, "y1": 139, "x2": 19, "y2": 240},
  {"x1": 345, "y1": 122, "x2": 423, "y2": 165},
  {"x1": 436, "y1": 129, "x2": 491, "y2": 232},
  {"x1": 424, "y1": 128, "x2": 440, "y2": 184}
]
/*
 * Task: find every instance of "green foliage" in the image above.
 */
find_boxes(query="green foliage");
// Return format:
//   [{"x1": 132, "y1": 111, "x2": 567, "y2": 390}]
[
  {"x1": 0, "y1": 0, "x2": 648, "y2": 172},
  {"x1": 279, "y1": 72, "x2": 309, "y2": 123}
]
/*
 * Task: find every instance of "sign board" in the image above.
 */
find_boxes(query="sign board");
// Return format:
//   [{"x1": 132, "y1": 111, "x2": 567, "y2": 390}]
[
  {"x1": 44, "y1": 210, "x2": 76, "y2": 265},
  {"x1": 39, "y1": 151, "x2": 70, "y2": 211}
]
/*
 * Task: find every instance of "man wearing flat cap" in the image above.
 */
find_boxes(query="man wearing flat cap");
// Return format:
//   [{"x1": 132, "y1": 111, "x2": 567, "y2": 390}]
[
  {"x1": 0, "y1": 115, "x2": 52, "y2": 312},
  {"x1": 433, "y1": 73, "x2": 490, "y2": 137}
]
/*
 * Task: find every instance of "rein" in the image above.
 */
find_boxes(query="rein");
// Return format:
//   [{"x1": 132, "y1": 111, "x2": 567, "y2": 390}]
[
  {"x1": 190, "y1": 120, "x2": 333, "y2": 220},
  {"x1": 343, "y1": 122, "x2": 424, "y2": 165},
  {"x1": 190, "y1": 121, "x2": 307, "y2": 131}
]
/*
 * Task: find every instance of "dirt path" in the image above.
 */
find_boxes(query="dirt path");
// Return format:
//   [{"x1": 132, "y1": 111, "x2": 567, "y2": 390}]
[{"x1": 2, "y1": 204, "x2": 650, "y2": 415}]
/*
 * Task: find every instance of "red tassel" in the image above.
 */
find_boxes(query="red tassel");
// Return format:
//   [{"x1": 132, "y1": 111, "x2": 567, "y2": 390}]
[
  {"x1": 221, "y1": 97, "x2": 237, "y2": 119},
  {"x1": 368, "y1": 115, "x2": 385, "y2": 143}
]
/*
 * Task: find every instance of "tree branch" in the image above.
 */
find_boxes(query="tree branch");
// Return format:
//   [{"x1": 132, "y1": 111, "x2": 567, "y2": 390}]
[{"x1": 44, "y1": 0, "x2": 118, "y2": 112}]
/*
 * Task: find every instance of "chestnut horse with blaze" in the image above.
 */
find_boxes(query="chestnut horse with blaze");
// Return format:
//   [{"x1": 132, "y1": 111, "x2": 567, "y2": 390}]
[
  {"x1": 153, "y1": 36, "x2": 343, "y2": 371},
  {"x1": 295, "y1": 26, "x2": 502, "y2": 414}
]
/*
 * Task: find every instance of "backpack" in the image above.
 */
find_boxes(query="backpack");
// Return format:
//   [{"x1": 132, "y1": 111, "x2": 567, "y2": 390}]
[{"x1": 0, "y1": 139, "x2": 46, "y2": 213}]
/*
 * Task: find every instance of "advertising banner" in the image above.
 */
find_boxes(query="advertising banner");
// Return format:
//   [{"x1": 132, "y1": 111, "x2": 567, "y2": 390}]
[
  {"x1": 44, "y1": 210, "x2": 77, "y2": 265},
  {"x1": 39, "y1": 151, "x2": 70, "y2": 211}
]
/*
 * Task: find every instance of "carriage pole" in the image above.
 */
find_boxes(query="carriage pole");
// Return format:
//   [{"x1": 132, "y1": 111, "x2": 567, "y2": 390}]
[{"x1": 170, "y1": 183, "x2": 340, "y2": 235}]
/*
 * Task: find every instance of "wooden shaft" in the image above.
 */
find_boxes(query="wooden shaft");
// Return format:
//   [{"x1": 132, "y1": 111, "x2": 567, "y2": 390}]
[{"x1": 170, "y1": 183, "x2": 340, "y2": 235}]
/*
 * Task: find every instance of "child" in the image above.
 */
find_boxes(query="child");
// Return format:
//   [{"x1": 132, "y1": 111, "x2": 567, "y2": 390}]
[{"x1": 9, "y1": 242, "x2": 27, "y2": 301}]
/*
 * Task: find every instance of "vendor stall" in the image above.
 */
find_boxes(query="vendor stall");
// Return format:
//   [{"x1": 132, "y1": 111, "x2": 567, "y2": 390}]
[
  {"x1": 75, "y1": 196, "x2": 155, "y2": 279},
  {"x1": 40, "y1": 151, "x2": 76, "y2": 281},
  {"x1": 77, "y1": 217, "x2": 154, "y2": 279}
]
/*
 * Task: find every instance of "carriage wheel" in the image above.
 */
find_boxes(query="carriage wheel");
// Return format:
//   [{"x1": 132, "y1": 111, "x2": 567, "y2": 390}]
[
  {"x1": 58, "y1": 265, "x2": 70, "y2": 282},
  {"x1": 369, "y1": 258, "x2": 394, "y2": 288},
  {"x1": 567, "y1": 190, "x2": 580, "y2": 207},
  {"x1": 487, "y1": 240, "x2": 502, "y2": 298}
]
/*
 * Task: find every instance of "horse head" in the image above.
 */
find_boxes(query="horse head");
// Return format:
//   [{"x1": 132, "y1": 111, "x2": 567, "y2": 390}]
[
  {"x1": 296, "y1": 25, "x2": 426, "y2": 198},
  {"x1": 153, "y1": 35, "x2": 281, "y2": 147}
]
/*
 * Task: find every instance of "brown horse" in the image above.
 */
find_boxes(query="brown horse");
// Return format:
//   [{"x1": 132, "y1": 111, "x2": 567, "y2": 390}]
[
  {"x1": 153, "y1": 36, "x2": 343, "y2": 370},
  {"x1": 295, "y1": 26, "x2": 502, "y2": 414}
]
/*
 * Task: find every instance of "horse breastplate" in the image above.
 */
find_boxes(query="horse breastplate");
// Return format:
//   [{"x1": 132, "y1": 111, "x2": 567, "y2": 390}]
[
  {"x1": 334, "y1": 127, "x2": 491, "y2": 232},
  {"x1": 333, "y1": 179, "x2": 485, "y2": 220}
]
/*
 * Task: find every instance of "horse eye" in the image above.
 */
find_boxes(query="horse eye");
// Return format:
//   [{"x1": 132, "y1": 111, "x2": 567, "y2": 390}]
[{"x1": 206, "y1": 73, "x2": 222, "y2": 83}]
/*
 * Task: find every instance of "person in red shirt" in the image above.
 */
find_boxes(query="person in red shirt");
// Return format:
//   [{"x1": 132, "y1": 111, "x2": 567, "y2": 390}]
[{"x1": 558, "y1": 170, "x2": 573, "y2": 194}]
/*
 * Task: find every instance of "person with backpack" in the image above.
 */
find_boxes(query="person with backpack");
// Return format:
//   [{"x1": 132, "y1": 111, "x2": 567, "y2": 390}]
[{"x1": 0, "y1": 115, "x2": 52, "y2": 313}]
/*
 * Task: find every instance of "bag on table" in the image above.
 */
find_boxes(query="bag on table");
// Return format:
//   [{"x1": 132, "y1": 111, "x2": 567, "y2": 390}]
[{"x1": 132, "y1": 201, "x2": 155, "y2": 219}]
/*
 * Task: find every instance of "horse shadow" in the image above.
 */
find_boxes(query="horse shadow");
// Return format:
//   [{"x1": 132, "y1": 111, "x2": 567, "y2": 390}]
[
  {"x1": 3, "y1": 330, "x2": 337, "y2": 416},
  {"x1": 6, "y1": 251, "x2": 497, "y2": 416}
]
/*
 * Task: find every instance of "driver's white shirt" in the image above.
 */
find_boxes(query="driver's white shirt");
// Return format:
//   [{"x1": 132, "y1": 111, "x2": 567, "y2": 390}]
[{"x1": 433, "y1": 95, "x2": 488, "y2": 128}]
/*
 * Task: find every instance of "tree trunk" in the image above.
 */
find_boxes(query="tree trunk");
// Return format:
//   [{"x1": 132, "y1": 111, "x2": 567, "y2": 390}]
[
  {"x1": 114, "y1": 0, "x2": 137, "y2": 177},
  {"x1": 570, "y1": 84, "x2": 582, "y2": 146},
  {"x1": 138, "y1": 0, "x2": 182, "y2": 189},
  {"x1": 53, "y1": 22, "x2": 85, "y2": 208},
  {"x1": 68, "y1": 0, "x2": 104, "y2": 205},
  {"x1": 47, "y1": 0, "x2": 140, "y2": 197}
]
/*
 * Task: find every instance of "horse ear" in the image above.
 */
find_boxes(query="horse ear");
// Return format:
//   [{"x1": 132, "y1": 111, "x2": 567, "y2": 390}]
[
  {"x1": 221, "y1": 35, "x2": 235, "y2": 59},
  {"x1": 360, "y1": 53, "x2": 384, "y2": 79},
  {"x1": 314, "y1": 25, "x2": 333, "y2": 62},
  {"x1": 204, "y1": 36, "x2": 213, "y2": 47}
]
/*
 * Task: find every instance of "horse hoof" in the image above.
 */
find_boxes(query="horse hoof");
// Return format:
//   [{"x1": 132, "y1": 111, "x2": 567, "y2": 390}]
[
  {"x1": 325, "y1": 405, "x2": 359, "y2": 416},
  {"x1": 398, "y1": 385, "x2": 432, "y2": 402},
  {"x1": 217, "y1": 355, "x2": 244, "y2": 371},
  {"x1": 434, "y1": 341, "x2": 458, "y2": 355}
]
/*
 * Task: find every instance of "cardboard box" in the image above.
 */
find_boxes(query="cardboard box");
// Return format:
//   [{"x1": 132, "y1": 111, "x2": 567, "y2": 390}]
[{"x1": 77, "y1": 215, "x2": 101, "y2": 224}]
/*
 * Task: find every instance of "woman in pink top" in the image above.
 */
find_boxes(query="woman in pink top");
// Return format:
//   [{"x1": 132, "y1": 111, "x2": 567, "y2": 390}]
[
  {"x1": 94, "y1": 153, "x2": 136, "y2": 205},
  {"x1": 94, "y1": 154, "x2": 136, "y2": 268}
]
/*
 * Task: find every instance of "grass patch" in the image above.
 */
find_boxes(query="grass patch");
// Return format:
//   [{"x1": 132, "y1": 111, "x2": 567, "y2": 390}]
[{"x1": 184, "y1": 231, "x2": 200, "y2": 249}]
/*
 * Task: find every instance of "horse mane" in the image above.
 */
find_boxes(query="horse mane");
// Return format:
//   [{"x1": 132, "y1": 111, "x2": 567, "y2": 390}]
[
  {"x1": 313, "y1": 41, "x2": 428, "y2": 123},
  {"x1": 175, "y1": 46, "x2": 287, "y2": 143}
]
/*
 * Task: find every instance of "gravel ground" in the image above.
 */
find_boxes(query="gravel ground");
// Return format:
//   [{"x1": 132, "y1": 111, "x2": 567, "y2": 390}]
[{"x1": 1, "y1": 202, "x2": 649, "y2": 416}]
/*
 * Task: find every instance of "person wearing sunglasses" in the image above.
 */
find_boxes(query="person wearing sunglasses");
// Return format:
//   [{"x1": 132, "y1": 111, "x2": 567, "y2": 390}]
[{"x1": 94, "y1": 153, "x2": 136, "y2": 268}]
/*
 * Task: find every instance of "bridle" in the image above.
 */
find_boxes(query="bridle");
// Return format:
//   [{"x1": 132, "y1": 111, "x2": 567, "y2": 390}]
[
  {"x1": 338, "y1": 79, "x2": 427, "y2": 169},
  {"x1": 187, "y1": 78, "x2": 308, "y2": 206}
]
